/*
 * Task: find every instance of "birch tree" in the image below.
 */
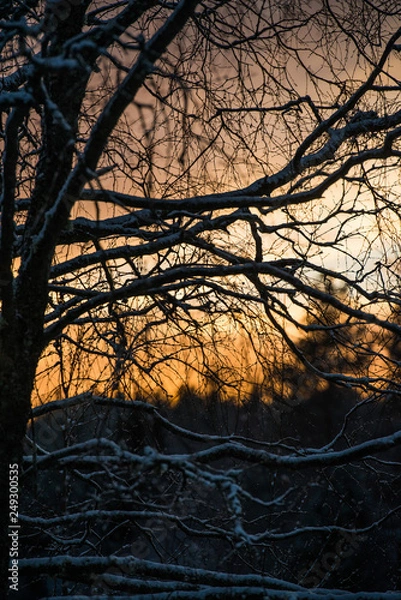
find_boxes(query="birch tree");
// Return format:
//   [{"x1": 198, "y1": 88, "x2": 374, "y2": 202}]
[{"x1": 1, "y1": 0, "x2": 401, "y2": 597}]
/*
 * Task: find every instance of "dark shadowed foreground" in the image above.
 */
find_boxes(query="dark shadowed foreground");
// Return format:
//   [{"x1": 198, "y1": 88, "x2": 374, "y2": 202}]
[{"x1": 19, "y1": 386, "x2": 401, "y2": 598}]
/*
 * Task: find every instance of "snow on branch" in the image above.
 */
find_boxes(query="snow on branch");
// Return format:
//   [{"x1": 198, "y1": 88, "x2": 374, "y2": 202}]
[{"x1": 18, "y1": 555, "x2": 401, "y2": 599}]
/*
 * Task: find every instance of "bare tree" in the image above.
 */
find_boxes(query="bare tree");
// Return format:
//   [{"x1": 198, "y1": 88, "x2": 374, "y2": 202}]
[{"x1": 1, "y1": 0, "x2": 401, "y2": 597}]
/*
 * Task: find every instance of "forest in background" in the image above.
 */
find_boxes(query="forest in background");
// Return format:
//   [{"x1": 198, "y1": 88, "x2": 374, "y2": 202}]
[{"x1": 21, "y1": 379, "x2": 401, "y2": 597}]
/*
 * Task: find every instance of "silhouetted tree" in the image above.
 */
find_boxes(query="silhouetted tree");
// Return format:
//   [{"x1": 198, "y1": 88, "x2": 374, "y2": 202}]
[{"x1": 0, "y1": 0, "x2": 401, "y2": 597}]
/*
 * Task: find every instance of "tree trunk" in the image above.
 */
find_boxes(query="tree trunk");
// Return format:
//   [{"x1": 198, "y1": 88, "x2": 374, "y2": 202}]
[
  {"x1": 0, "y1": 362, "x2": 35, "y2": 597},
  {"x1": 0, "y1": 293, "x2": 44, "y2": 597}
]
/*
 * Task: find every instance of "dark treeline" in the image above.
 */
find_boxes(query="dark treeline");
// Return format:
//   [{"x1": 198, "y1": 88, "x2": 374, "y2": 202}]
[{"x1": 19, "y1": 380, "x2": 401, "y2": 598}]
